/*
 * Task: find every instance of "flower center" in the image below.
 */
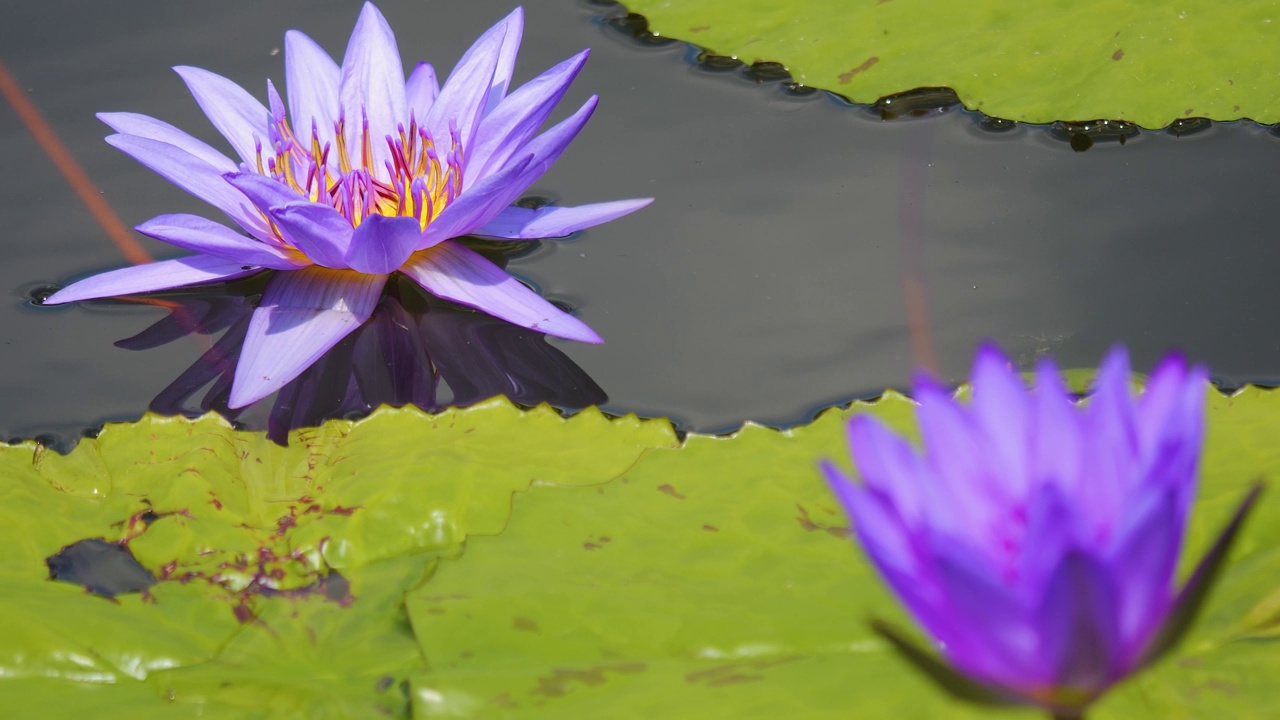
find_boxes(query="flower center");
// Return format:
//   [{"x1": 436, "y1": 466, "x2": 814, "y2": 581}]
[{"x1": 256, "y1": 109, "x2": 463, "y2": 232}]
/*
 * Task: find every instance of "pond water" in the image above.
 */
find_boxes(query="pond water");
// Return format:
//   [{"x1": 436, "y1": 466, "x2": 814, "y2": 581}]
[{"x1": 2, "y1": 0, "x2": 1279, "y2": 446}]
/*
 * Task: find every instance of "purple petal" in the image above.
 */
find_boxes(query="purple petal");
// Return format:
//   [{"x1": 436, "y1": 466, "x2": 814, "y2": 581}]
[
  {"x1": 1031, "y1": 357, "x2": 1084, "y2": 499},
  {"x1": 97, "y1": 112, "x2": 236, "y2": 173},
  {"x1": 845, "y1": 415, "x2": 929, "y2": 524},
  {"x1": 173, "y1": 66, "x2": 270, "y2": 167},
  {"x1": 912, "y1": 376, "x2": 994, "y2": 537},
  {"x1": 269, "y1": 203, "x2": 355, "y2": 269},
  {"x1": 481, "y1": 7, "x2": 524, "y2": 117},
  {"x1": 400, "y1": 241, "x2": 601, "y2": 343},
  {"x1": 467, "y1": 49, "x2": 587, "y2": 183},
  {"x1": 344, "y1": 215, "x2": 422, "y2": 274},
  {"x1": 1105, "y1": 488, "x2": 1179, "y2": 664},
  {"x1": 1034, "y1": 550, "x2": 1122, "y2": 693},
  {"x1": 424, "y1": 96, "x2": 599, "y2": 243},
  {"x1": 221, "y1": 173, "x2": 354, "y2": 266},
  {"x1": 462, "y1": 95, "x2": 600, "y2": 231},
  {"x1": 1079, "y1": 347, "x2": 1139, "y2": 528},
  {"x1": 284, "y1": 30, "x2": 340, "y2": 143},
  {"x1": 405, "y1": 62, "x2": 439, "y2": 121},
  {"x1": 45, "y1": 256, "x2": 259, "y2": 304},
  {"x1": 930, "y1": 539, "x2": 1039, "y2": 687},
  {"x1": 423, "y1": 14, "x2": 507, "y2": 157},
  {"x1": 419, "y1": 154, "x2": 534, "y2": 246},
  {"x1": 824, "y1": 461, "x2": 916, "y2": 573},
  {"x1": 105, "y1": 135, "x2": 272, "y2": 240},
  {"x1": 969, "y1": 342, "x2": 1031, "y2": 497},
  {"x1": 472, "y1": 198, "x2": 652, "y2": 240},
  {"x1": 339, "y1": 2, "x2": 407, "y2": 168},
  {"x1": 229, "y1": 267, "x2": 386, "y2": 408},
  {"x1": 136, "y1": 214, "x2": 308, "y2": 270}
]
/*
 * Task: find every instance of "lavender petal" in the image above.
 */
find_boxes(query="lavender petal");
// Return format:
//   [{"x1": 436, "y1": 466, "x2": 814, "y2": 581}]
[
  {"x1": 97, "y1": 112, "x2": 236, "y2": 172},
  {"x1": 401, "y1": 241, "x2": 601, "y2": 343},
  {"x1": 285, "y1": 29, "x2": 341, "y2": 144},
  {"x1": 173, "y1": 65, "x2": 270, "y2": 167},
  {"x1": 339, "y1": 2, "x2": 406, "y2": 167},
  {"x1": 344, "y1": 214, "x2": 423, "y2": 274},
  {"x1": 136, "y1": 214, "x2": 308, "y2": 270},
  {"x1": 229, "y1": 267, "x2": 386, "y2": 408},
  {"x1": 45, "y1": 256, "x2": 260, "y2": 304}
]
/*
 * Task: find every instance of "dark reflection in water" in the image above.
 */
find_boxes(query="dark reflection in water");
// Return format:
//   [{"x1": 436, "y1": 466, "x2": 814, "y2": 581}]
[
  {"x1": 111, "y1": 271, "x2": 605, "y2": 444},
  {"x1": 4, "y1": 0, "x2": 1280, "y2": 445}
]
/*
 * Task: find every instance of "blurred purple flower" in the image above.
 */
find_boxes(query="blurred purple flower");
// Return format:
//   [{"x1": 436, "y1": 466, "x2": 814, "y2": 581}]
[
  {"x1": 46, "y1": 3, "x2": 649, "y2": 408},
  {"x1": 822, "y1": 344, "x2": 1260, "y2": 718}
]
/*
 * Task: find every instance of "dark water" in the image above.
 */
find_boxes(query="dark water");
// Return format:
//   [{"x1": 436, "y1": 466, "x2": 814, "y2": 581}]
[{"x1": 2, "y1": 0, "x2": 1280, "y2": 444}]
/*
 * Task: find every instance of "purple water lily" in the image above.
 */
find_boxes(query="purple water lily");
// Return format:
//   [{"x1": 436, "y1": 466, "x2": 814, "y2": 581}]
[
  {"x1": 45, "y1": 3, "x2": 650, "y2": 408},
  {"x1": 822, "y1": 344, "x2": 1260, "y2": 718}
]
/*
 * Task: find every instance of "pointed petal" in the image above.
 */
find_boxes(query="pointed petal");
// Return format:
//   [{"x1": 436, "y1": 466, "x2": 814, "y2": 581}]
[
  {"x1": 424, "y1": 16, "x2": 506, "y2": 156},
  {"x1": 173, "y1": 65, "x2": 270, "y2": 166},
  {"x1": 103, "y1": 135, "x2": 271, "y2": 239},
  {"x1": 845, "y1": 415, "x2": 929, "y2": 524},
  {"x1": 270, "y1": 203, "x2": 355, "y2": 269},
  {"x1": 45, "y1": 256, "x2": 259, "y2": 304},
  {"x1": 339, "y1": 2, "x2": 407, "y2": 168},
  {"x1": 97, "y1": 112, "x2": 237, "y2": 172},
  {"x1": 1138, "y1": 483, "x2": 1264, "y2": 668},
  {"x1": 419, "y1": 154, "x2": 533, "y2": 246},
  {"x1": 221, "y1": 172, "x2": 353, "y2": 266},
  {"x1": 423, "y1": 97, "x2": 598, "y2": 243},
  {"x1": 468, "y1": 48, "x2": 587, "y2": 182},
  {"x1": 869, "y1": 620, "x2": 1025, "y2": 708},
  {"x1": 405, "y1": 62, "x2": 439, "y2": 120},
  {"x1": 472, "y1": 198, "x2": 651, "y2": 240},
  {"x1": 401, "y1": 241, "x2": 600, "y2": 343},
  {"x1": 1106, "y1": 488, "x2": 1179, "y2": 659},
  {"x1": 135, "y1": 214, "x2": 308, "y2": 270},
  {"x1": 1035, "y1": 550, "x2": 1123, "y2": 692},
  {"x1": 970, "y1": 341, "x2": 1032, "y2": 497},
  {"x1": 229, "y1": 267, "x2": 386, "y2": 408},
  {"x1": 344, "y1": 215, "x2": 422, "y2": 274},
  {"x1": 285, "y1": 30, "x2": 341, "y2": 142},
  {"x1": 482, "y1": 7, "x2": 524, "y2": 116},
  {"x1": 457, "y1": 95, "x2": 599, "y2": 233}
]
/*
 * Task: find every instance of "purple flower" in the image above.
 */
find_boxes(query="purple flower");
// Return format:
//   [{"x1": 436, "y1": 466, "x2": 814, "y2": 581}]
[
  {"x1": 45, "y1": 3, "x2": 650, "y2": 408},
  {"x1": 822, "y1": 344, "x2": 1260, "y2": 717}
]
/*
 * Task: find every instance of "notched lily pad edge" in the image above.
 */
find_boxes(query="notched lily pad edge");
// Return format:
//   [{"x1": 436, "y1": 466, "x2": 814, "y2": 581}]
[
  {"x1": 16, "y1": 378, "x2": 1269, "y2": 460},
  {"x1": 596, "y1": 0, "x2": 1280, "y2": 137}
]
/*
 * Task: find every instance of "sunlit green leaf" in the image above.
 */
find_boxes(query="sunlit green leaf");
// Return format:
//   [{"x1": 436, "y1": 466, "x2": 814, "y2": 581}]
[
  {"x1": 620, "y1": 0, "x2": 1280, "y2": 127},
  {"x1": 1, "y1": 387, "x2": 1278, "y2": 717}
]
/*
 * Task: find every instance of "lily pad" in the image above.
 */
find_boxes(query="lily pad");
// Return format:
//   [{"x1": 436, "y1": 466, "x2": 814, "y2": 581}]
[
  {"x1": 618, "y1": 0, "x2": 1280, "y2": 127},
  {"x1": 1, "y1": 387, "x2": 1278, "y2": 717},
  {"x1": 407, "y1": 386, "x2": 1280, "y2": 718}
]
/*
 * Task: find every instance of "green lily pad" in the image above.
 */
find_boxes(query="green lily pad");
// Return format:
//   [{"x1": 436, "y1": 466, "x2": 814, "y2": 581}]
[
  {"x1": 0, "y1": 399, "x2": 678, "y2": 715},
  {"x1": 2, "y1": 386, "x2": 1278, "y2": 717},
  {"x1": 619, "y1": 0, "x2": 1280, "y2": 127},
  {"x1": 407, "y1": 386, "x2": 1280, "y2": 718}
]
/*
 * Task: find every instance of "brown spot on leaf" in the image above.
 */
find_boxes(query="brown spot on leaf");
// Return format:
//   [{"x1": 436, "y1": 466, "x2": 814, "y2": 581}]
[
  {"x1": 658, "y1": 484, "x2": 686, "y2": 499},
  {"x1": 703, "y1": 524, "x2": 719, "y2": 532},
  {"x1": 583, "y1": 542, "x2": 600, "y2": 550},
  {"x1": 427, "y1": 607, "x2": 446, "y2": 615},
  {"x1": 532, "y1": 663, "x2": 647, "y2": 697},
  {"x1": 838, "y1": 56, "x2": 879, "y2": 84},
  {"x1": 1234, "y1": 105, "x2": 1241, "y2": 112},
  {"x1": 1112, "y1": 49, "x2": 1124, "y2": 61},
  {"x1": 796, "y1": 504, "x2": 852, "y2": 538},
  {"x1": 685, "y1": 656, "x2": 804, "y2": 686},
  {"x1": 689, "y1": 25, "x2": 710, "y2": 32},
  {"x1": 513, "y1": 616, "x2": 540, "y2": 633},
  {"x1": 1185, "y1": 108, "x2": 1194, "y2": 116}
]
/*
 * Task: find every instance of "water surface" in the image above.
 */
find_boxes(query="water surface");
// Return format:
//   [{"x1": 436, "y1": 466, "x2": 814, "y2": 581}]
[{"x1": 2, "y1": 0, "x2": 1278, "y2": 443}]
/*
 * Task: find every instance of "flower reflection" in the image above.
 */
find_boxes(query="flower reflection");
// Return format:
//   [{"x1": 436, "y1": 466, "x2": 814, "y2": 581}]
[{"x1": 117, "y1": 275, "x2": 605, "y2": 444}]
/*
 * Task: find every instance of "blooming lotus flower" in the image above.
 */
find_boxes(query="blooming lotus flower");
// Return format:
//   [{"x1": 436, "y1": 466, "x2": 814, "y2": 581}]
[
  {"x1": 822, "y1": 344, "x2": 1260, "y2": 718},
  {"x1": 45, "y1": 3, "x2": 650, "y2": 408}
]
